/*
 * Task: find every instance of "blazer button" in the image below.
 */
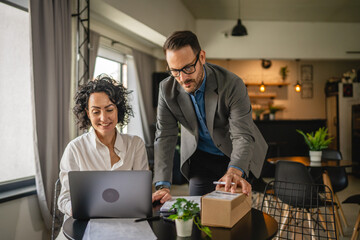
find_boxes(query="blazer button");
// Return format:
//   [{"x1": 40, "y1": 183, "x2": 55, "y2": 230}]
[{"x1": 217, "y1": 144, "x2": 221, "y2": 148}]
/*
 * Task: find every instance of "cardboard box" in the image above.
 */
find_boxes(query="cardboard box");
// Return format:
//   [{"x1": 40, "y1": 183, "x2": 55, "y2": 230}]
[{"x1": 201, "y1": 189, "x2": 252, "y2": 228}]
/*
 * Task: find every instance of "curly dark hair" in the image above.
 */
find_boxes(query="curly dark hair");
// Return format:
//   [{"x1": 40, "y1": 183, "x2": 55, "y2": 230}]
[{"x1": 73, "y1": 74, "x2": 133, "y2": 130}]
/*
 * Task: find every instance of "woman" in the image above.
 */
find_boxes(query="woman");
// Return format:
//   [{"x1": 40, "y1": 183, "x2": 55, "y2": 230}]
[{"x1": 58, "y1": 74, "x2": 148, "y2": 217}]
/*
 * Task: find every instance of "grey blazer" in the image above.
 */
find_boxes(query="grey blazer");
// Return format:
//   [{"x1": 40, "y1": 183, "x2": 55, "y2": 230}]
[{"x1": 154, "y1": 63, "x2": 268, "y2": 183}]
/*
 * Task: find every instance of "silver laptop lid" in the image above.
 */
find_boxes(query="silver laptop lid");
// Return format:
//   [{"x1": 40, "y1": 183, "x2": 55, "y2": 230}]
[{"x1": 69, "y1": 170, "x2": 152, "y2": 220}]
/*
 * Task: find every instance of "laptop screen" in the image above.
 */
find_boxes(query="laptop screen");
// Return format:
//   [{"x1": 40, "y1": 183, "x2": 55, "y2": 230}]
[{"x1": 69, "y1": 170, "x2": 152, "y2": 220}]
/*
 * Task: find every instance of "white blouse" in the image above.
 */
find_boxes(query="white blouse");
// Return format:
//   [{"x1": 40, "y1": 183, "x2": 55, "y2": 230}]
[{"x1": 58, "y1": 128, "x2": 149, "y2": 217}]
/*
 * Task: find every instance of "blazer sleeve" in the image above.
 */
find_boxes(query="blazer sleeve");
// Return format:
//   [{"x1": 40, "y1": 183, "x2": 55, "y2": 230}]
[
  {"x1": 153, "y1": 82, "x2": 179, "y2": 184},
  {"x1": 226, "y1": 75, "x2": 257, "y2": 176}
]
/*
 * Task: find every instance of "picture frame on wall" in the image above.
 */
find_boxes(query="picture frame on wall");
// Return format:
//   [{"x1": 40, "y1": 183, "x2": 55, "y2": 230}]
[
  {"x1": 301, "y1": 82, "x2": 313, "y2": 99},
  {"x1": 301, "y1": 65, "x2": 313, "y2": 83}
]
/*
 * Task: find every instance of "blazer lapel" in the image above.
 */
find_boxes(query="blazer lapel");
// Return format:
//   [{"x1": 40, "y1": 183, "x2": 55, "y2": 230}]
[
  {"x1": 204, "y1": 64, "x2": 218, "y2": 137},
  {"x1": 177, "y1": 85, "x2": 198, "y2": 136}
]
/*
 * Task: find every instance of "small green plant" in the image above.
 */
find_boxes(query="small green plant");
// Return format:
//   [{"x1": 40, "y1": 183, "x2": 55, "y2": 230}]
[
  {"x1": 168, "y1": 198, "x2": 212, "y2": 238},
  {"x1": 296, "y1": 127, "x2": 333, "y2": 151},
  {"x1": 253, "y1": 108, "x2": 265, "y2": 117},
  {"x1": 280, "y1": 66, "x2": 289, "y2": 80},
  {"x1": 268, "y1": 105, "x2": 284, "y2": 114}
]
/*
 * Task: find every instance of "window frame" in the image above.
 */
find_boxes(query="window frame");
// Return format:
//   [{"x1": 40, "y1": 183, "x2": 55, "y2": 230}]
[
  {"x1": 0, "y1": 176, "x2": 36, "y2": 203},
  {"x1": 0, "y1": 0, "x2": 36, "y2": 203}
]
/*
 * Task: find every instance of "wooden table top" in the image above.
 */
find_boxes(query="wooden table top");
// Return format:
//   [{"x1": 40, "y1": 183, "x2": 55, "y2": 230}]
[{"x1": 267, "y1": 156, "x2": 355, "y2": 168}]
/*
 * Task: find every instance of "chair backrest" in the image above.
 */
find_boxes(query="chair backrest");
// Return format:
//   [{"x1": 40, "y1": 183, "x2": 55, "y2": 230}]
[
  {"x1": 275, "y1": 160, "x2": 313, "y2": 184},
  {"x1": 261, "y1": 180, "x2": 337, "y2": 239},
  {"x1": 322, "y1": 149, "x2": 348, "y2": 192},
  {"x1": 275, "y1": 161, "x2": 318, "y2": 208},
  {"x1": 322, "y1": 149, "x2": 342, "y2": 160},
  {"x1": 51, "y1": 179, "x2": 64, "y2": 240}
]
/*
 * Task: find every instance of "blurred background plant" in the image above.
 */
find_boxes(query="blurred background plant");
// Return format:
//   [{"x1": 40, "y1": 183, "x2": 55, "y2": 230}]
[
  {"x1": 268, "y1": 104, "x2": 285, "y2": 114},
  {"x1": 252, "y1": 104, "x2": 266, "y2": 120},
  {"x1": 280, "y1": 66, "x2": 289, "y2": 80}
]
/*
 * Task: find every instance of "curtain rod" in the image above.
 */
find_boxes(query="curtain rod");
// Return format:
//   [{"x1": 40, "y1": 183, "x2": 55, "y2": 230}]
[{"x1": 98, "y1": 34, "x2": 133, "y2": 50}]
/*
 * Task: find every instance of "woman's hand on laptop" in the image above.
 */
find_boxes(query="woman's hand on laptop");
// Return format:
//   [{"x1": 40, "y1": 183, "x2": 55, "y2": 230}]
[{"x1": 152, "y1": 188, "x2": 172, "y2": 204}]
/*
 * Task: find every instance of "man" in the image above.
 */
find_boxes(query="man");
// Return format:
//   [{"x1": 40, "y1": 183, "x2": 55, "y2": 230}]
[{"x1": 152, "y1": 31, "x2": 268, "y2": 204}]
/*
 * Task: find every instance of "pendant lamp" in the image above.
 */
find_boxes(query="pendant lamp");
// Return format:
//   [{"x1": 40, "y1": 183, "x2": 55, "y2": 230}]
[
  {"x1": 294, "y1": 59, "x2": 302, "y2": 92},
  {"x1": 232, "y1": 0, "x2": 247, "y2": 36},
  {"x1": 260, "y1": 81, "x2": 266, "y2": 92}
]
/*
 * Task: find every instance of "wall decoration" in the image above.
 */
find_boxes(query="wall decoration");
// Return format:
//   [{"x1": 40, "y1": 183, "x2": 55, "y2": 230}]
[
  {"x1": 300, "y1": 65, "x2": 313, "y2": 98},
  {"x1": 343, "y1": 83, "x2": 353, "y2": 97},
  {"x1": 301, "y1": 82, "x2": 313, "y2": 99},
  {"x1": 301, "y1": 65, "x2": 313, "y2": 82},
  {"x1": 261, "y1": 59, "x2": 272, "y2": 69}
]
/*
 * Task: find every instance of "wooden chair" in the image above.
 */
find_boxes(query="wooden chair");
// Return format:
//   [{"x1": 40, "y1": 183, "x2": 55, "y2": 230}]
[
  {"x1": 262, "y1": 180, "x2": 337, "y2": 239},
  {"x1": 322, "y1": 149, "x2": 349, "y2": 232},
  {"x1": 342, "y1": 194, "x2": 360, "y2": 240},
  {"x1": 264, "y1": 160, "x2": 338, "y2": 239}
]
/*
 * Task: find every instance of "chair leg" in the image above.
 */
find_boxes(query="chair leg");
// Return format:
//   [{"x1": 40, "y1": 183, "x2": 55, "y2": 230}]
[
  {"x1": 317, "y1": 209, "x2": 332, "y2": 239},
  {"x1": 351, "y1": 210, "x2": 360, "y2": 240},
  {"x1": 277, "y1": 204, "x2": 291, "y2": 240},
  {"x1": 323, "y1": 171, "x2": 343, "y2": 237},
  {"x1": 329, "y1": 205, "x2": 342, "y2": 238},
  {"x1": 306, "y1": 212, "x2": 316, "y2": 240},
  {"x1": 334, "y1": 193, "x2": 349, "y2": 228},
  {"x1": 334, "y1": 205, "x2": 344, "y2": 237}
]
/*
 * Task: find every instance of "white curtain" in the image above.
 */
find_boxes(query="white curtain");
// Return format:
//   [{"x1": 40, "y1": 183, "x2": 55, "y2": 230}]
[
  {"x1": 29, "y1": 0, "x2": 72, "y2": 229},
  {"x1": 126, "y1": 55, "x2": 145, "y2": 141},
  {"x1": 132, "y1": 49, "x2": 157, "y2": 145}
]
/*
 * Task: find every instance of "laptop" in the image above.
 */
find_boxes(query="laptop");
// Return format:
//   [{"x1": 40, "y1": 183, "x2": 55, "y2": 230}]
[{"x1": 69, "y1": 170, "x2": 152, "y2": 220}]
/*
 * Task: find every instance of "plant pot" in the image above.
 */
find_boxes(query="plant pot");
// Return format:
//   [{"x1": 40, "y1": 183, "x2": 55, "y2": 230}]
[
  {"x1": 175, "y1": 218, "x2": 193, "y2": 237},
  {"x1": 309, "y1": 150, "x2": 322, "y2": 162},
  {"x1": 269, "y1": 113, "x2": 275, "y2": 120}
]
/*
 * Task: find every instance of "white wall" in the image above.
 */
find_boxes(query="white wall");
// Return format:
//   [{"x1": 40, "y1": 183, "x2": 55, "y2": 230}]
[
  {"x1": 206, "y1": 59, "x2": 360, "y2": 119},
  {"x1": 104, "y1": 0, "x2": 196, "y2": 36},
  {"x1": 0, "y1": 195, "x2": 49, "y2": 240},
  {"x1": 197, "y1": 20, "x2": 360, "y2": 59},
  {"x1": 91, "y1": 1, "x2": 360, "y2": 60}
]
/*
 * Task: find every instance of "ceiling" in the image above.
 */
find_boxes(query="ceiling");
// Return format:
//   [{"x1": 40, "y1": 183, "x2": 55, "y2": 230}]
[{"x1": 181, "y1": 0, "x2": 360, "y2": 22}]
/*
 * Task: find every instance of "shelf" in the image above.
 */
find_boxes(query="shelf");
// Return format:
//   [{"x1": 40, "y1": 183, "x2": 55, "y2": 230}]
[
  {"x1": 245, "y1": 82, "x2": 289, "y2": 87},
  {"x1": 248, "y1": 93, "x2": 277, "y2": 99}
]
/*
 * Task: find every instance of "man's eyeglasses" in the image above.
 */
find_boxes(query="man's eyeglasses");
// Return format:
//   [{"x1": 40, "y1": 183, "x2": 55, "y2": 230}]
[{"x1": 167, "y1": 52, "x2": 200, "y2": 77}]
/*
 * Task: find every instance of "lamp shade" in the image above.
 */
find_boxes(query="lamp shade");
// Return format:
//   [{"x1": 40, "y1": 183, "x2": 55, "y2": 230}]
[
  {"x1": 294, "y1": 82, "x2": 301, "y2": 92},
  {"x1": 231, "y1": 19, "x2": 248, "y2": 36},
  {"x1": 259, "y1": 82, "x2": 266, "y2": 92}
]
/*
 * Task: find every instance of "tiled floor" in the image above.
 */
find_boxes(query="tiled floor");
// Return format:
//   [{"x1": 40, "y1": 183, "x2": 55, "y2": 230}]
[{"x1": 170, "y1": 174, "x2": 360, "y2": 239}]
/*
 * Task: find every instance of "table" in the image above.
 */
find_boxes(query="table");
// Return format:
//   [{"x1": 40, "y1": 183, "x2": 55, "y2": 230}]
[
  {"x1": 267, "y1": 156, "x2": 354, "y2": 168},
  {"x1": 63, "y1": 208, "x2": 278, "y2": 240}
]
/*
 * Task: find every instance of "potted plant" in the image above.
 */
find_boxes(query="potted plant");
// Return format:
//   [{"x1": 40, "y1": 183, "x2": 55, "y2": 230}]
[
  {"x1": 296, "y1": 127, "x2": 333, "y2": 162},
  {"x1": 252, "y1": 104, "x2": 265, "y2": 121},
  {"x1": 280, "y1": 66, "x2": 289, "y2": 81},
  {"x1": 168, "y1": 198, "x2": 211, "y2": 238},
  {"x1": 268, "y1": 105, "x2": 284, "y2": 120}
]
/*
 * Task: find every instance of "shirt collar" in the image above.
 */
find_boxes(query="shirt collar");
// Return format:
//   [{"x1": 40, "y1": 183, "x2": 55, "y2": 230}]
[{"x1": 89, "y1": 127, "x2": 124, "y2": 153}]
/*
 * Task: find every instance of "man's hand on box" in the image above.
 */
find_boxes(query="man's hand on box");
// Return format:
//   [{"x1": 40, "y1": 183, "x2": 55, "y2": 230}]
[{"x1": 215, "y1": 167, "x2": 251, "y2": 195}]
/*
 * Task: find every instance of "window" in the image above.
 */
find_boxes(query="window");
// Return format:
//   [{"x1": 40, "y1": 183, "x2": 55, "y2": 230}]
[
  {"x1": 94, "y1": 46, "x2": 128, "y2": 133},
  {"x1": 93, "y1": 44, "x2": 144, "y2": 140},
  {"x1": 0, "y1": 1, "x2": 35, "y2": 183},
  {"x1": 93, "y1": 56, "x2": 127, "y2": 85}
]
